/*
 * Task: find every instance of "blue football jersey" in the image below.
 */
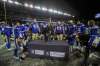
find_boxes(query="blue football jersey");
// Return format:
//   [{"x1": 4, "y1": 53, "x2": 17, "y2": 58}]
[
  {"x1": 4, "y1": 26, "x2": 12, "y2": 49},
  {"x1": 88, "y1": 25, "x2": 99, "y2": 36},
  {"x1": 76, "y1": 23, "x2": 86, "y2": 34},
  {"x1": 67, "y1": 24, "x2": 77, "y2": 45},
  {"x1": 54, "y1": 25, "x2": 63, "y2": 33},
  {"x1": 64, "y1": 24, "x2": 68, "y2": 34},
  {"x1": 4, "y1": 26, "x2": 12, "y2": 37},
  {"x1": 88, "y1": 25, "x2": 100, "y2": 48},
  {"x1": 67, "y1": 24, "x2": 77, "y2": 35},
  {"x1": 14, "y1": 25, "x2": 25, "y2": 38},
  {"x1": 24, "y1": 25, "x2": 29, "y2": 31},
  {"x1": 32, "y1": 23, "x2": 40, "y2": 33}
]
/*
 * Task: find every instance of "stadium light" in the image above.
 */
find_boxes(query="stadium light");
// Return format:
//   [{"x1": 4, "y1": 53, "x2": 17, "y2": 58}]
[
  {"x1": 53, "y1": 10, "x2": 58, "y2": 13},
  {"x1": 24, "y1": 3, "x2": 29, "y2": 7},
  {"x1": 41, "y1": 7, "x2": 48, "y2": 11},
  {"x1": 2, "y1": 0, "x2": 7, "y2": 2},
  {"x1": 65, "y1": 13, "x2": 71, "y2": 16},
  {"x1": 34, "y1": 6, "x2": 41, "y2": 10},
  {"x1": 8, "y1": 0, "x2": 13, "y2": 4},
  {"x1": 48, "y1": 9, "x2": 54, "y2": 13},
  {"x1": 57, "y1": 11, "x2": 63, "y2": 14},
  {"x1": 29, "y1": 4, "x2": 33, "y2": 8},
  {"x1": 64, "y1": 13, "x2": 67, "y2": 15},
  {"x1": 64, "y1": 13, "x2": 70, "y2": 16},
  {"x1": 14, "y1": 1, "x2": 21, "y2": 5},
  {"x1": 1, "y1": 0, "x2": 72, "y2": 17}
]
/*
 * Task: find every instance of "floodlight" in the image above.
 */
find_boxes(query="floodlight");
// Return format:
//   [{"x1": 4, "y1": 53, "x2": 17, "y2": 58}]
[
  {"x1": 41, "y1": 7, "x2": 48, "y2": 11},
  {"x1": 34, "y1": 6, "x2": 41, "y2": 10},
  {"x1": 48, "y1": 9, "x2": 54, "y2": 13},
  {"x1": 2, "y1": 0, "x2": 7, "y2": 2},
  {"x1": 14, "y1": 1, "x2": 20, "y2": 5},
  {"x1": 64, "y1": 13, "x2": 71, "y2": 16},
  {"x1": 57, "y1": 11, "x2": 63, "y2": 14},
  {"x1": 24, "y1": 3, "x2": 29, "y2": 7},
  {"x1": 29, "y1": 4, "x2": 33, "y2": 8},
  {"x1": 8, "y1": 0, "x2": 13, "y2": 3},
  {"x1": 53, "y1": 10, "x2": 58, "y2": 13}
]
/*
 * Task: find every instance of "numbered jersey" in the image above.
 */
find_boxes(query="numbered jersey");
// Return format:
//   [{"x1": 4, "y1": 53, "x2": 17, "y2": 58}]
[
  {"x1": 67, "y1": 24, "x2": 76, "y2": 35},
  {"x1": 14, "y1": 25, "x2": 25, "y2": 38},
  {"x1": 76, "y1": 23, "x2": 86, "y2": 35},
  {"x1": 32, "y1": 23, "x2": 40, "y2": 33},
  {"x1": 54, "y1": 25, "x2": 64, "y2": 34}
]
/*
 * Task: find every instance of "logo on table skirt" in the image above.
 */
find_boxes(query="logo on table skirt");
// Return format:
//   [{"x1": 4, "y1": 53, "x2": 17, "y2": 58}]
[
  {"x1": 34, "y1": 50, "x2": 44, "y2": 55},
  {"x1": 50, "y1": 51, "x2": 65, "y2": 57}
]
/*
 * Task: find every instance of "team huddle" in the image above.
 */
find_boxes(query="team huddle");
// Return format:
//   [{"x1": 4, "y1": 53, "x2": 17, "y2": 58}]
[
  {"x1": 0, "y1": 20, "x2": 100, "y2": 60},
  {"x1": 0, "y1": 20, "x2": 100, "y2": 47}
]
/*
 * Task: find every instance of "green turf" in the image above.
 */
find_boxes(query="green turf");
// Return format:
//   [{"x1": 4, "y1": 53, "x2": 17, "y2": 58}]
[{"x1": 0, "y1": 42, "x2": 83, "y2": 66}]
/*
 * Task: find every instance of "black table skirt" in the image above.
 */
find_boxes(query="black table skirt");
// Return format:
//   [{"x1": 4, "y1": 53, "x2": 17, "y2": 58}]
[{"x1": 27, "y1": 40, "x2": 69, "y2": 60}]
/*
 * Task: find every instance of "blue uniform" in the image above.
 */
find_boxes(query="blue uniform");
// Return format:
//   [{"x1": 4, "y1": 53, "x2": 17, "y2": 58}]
[
  {"x1": 76, "y1": 23, "x2": 86, "y2": 35},
  {"x1": 54, "y1": 25, "x2": 63, "y2": 34},
  {"x1": 4, "y1": 26, "x2": 13, "y2": 49},
  {"x1": 88, "y1": 25, "x2": 100, "y2": 47},
  {"x1": 14, "y1": 25, "x2": 26, "y2": 57},
  {"x1": 4, "y1": 26, "x2": 13, "y2": 37},
  {"x1": 32, "y1": 23, "x2": 40, "y2": 33},
  {"x1": 42, "y1": 23, "x2": 48, "y2": 28},
  {"x1": 14, "y1": 25, "x2": 27, "y2": 52},
  {"x1": 67, "y1": 24, "x2": 77, "y2": 45},
  {"x1": 24, "y1": 25, "x2": 29, "y2": 32},
  {"x1": 14, "y1": 25, "x2": 25, "y2": 38},
  {"x1": 64, "y1": 24, "x2": 68, "y2": 34}
]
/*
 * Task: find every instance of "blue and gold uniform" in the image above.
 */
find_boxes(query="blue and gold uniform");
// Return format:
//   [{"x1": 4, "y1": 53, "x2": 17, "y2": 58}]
[
  {"x1": 14, "y1": 25, "x2": 25, "y2": 39},
  {"x1": 54, "y1": 25, "x2": 63, "y2": 34},
  {"x1": 76, "y1": 22, "x2": 88, "y2": 46},
  {"x1": 31, "y1": 23, "x2": 40, "y2": 40},
  {"x1": 76, "y1": 23, "x2": 86, "y2": 35},
  {"x1": 54, "y1": 24, "x2": 64, "y2": 40},
  {"x1": 14, "y1": 24, "x2": 26, "y2": 58},
  {"x1": 31, "y1": 23, "x2": 40, "y2": 34},
  {"x1": 67, "y1": 23, "x2": 77, "y2": 45},
  {"x1": 88, "y1": 25, "x2": 100, "y2": 48}
]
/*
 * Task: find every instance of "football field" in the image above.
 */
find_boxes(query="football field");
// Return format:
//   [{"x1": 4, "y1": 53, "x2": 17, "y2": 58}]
[{"x1": 0, "y1": 42, "x2": 84, "y2": 66}]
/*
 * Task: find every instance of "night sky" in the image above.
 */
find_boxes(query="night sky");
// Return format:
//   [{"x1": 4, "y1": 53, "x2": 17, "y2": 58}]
[
  {"x1": 67, "y1": 0, "x2": 100, "y2": 18},
  {"x1": 1, "y1": 0, "x2": 100, "y2": 19},
  {"x1": 19, "y1": 0, "x2": 100, "y2": 18}
]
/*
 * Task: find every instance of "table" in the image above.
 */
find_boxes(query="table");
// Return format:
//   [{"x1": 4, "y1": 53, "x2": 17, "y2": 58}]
[{"x1": 28, "y1": 40, "x2": 69, "y2": 60}]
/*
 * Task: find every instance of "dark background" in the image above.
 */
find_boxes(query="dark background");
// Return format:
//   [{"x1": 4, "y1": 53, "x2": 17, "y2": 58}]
[{"x1": 0, "y1": 0, "x2": 100, "y2": 21}]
